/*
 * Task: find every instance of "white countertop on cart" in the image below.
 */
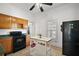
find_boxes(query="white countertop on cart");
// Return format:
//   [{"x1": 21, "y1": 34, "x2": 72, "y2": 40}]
[{"x1": 31, "y1": 36, "x2": 51, "y2": 42}]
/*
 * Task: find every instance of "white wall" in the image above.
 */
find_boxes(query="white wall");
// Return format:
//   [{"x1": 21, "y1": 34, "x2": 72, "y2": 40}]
[
  {"x1": 35, "y1": 19, "x2": 48, "y2": 37},
  {"x1": 32, "y1": 11, "x2": 49, "y2": 37}
]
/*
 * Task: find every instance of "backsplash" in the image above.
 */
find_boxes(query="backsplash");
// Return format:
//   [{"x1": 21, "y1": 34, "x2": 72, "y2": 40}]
[{"x1": 0, "y1": 29, "x2": 27, "y2": 35}]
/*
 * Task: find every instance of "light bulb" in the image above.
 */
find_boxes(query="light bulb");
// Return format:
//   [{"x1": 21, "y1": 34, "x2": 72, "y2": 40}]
[
  {"x1": 36, "y1": 3, "x2": 42, "y2": 8},
  {"x1": 36, "y1": 3, "x2": 40, "y2": 8}
]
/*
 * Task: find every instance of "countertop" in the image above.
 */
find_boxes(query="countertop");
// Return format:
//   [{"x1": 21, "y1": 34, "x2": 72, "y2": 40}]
[
  {"x1": 0, "y1": 33, "x2": 26, "y2": 39},
  {"x1": 31, "y1": 36, "x2": 51, "y2": 42},
  {"x1": 0, "y1": 35, "x2": 12, "y2": 39}
]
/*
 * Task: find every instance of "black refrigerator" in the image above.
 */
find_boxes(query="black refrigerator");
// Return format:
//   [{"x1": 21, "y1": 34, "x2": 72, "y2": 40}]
[{"x1": 61, "y1": 20, "x2": 79, "y2": 56}]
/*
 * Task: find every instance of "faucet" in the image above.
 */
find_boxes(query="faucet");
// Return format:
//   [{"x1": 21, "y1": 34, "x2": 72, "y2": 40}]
[{"x1": 38, "y1": 34, "x2": 42, "y2": 38}]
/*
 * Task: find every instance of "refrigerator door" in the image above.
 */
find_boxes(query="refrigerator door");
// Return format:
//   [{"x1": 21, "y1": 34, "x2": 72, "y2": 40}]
[{"x1": 62, "y1": 21, "x2": 79, "y2": 56}]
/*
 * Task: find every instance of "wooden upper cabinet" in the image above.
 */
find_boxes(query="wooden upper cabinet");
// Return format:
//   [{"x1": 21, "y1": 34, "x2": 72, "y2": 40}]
[
  {"x1": 0, "y1": 13, "x2": 28, "y2": 29},
  {"x1": 0, "y1": 14, "x2": 12, "y2": 29},
  {"x1": 13, "y1": 17, "x2": 28, "y2": 29}
]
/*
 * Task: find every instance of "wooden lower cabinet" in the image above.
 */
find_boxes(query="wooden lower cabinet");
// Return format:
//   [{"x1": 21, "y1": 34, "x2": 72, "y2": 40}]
[
  {"x1": 26, "y1": 35, "x2": 30, "y2": 47},
  {"x1": 0, "y1": 35, "x2": 29, "y2": 55},
  {"x1": 0, "y1": 37, "x2": 13, "y2": 54}
]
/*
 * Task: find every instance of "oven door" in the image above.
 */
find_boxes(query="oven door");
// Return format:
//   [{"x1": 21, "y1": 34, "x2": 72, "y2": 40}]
[{"x1": 13, "y1": 36, "x2": 26, "y2": 52}]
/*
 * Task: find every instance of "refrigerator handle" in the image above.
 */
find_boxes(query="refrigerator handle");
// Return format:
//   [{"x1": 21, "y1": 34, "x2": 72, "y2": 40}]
[{"x1": 61, "y1": 24, "x2": 64, "y2": 32}]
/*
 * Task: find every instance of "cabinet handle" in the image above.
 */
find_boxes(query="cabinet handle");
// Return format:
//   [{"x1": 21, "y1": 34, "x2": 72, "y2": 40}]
[{"x1": 38, "y1": 42, "x2": 45, "y2": 46}]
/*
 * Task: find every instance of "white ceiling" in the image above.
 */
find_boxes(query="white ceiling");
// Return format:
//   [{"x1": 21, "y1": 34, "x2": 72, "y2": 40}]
[
  {"x1": 8, "y1": 3, "x2": 64, "y2": 14},
  {"x1": 0, "y1": 3, "x2": 65, "y2": 21}
]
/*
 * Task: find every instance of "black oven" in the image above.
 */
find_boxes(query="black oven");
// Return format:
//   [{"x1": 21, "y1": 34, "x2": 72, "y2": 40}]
[{"x1": 10, "y1": 31, "x2": 26, "y2": 52}]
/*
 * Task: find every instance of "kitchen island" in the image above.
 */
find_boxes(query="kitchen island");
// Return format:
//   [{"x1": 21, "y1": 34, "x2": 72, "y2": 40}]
[{"x1": 30, "y1": 36, "x2": 52, "y2": 56}]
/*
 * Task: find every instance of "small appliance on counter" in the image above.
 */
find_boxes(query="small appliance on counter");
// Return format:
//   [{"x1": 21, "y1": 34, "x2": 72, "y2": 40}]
[{"x1": 10, "y1": 31, "x2": 26, "y2": 52}]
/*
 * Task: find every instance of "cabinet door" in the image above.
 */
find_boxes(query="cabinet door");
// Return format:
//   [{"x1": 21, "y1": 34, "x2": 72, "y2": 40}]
[
  {"x1": 0, "y1": 14, "x2": 12, "y2": 29},
  {"x1": 4, "y1": 38, "x2": 13, "y2": 54},
  {"x1": 26, "y1": 35, "x2": 30, "y2": 46},
  {"x1": 0, "y1": 37, "x2": 12, "y2": 54},
  {"x1": 15, "y1": 17, "x2": 28, "y2": 29}
]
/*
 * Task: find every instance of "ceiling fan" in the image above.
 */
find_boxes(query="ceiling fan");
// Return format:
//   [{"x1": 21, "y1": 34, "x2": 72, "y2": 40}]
[{"x1": 29, "y1": 3, "x2": 53, "y2": 12}]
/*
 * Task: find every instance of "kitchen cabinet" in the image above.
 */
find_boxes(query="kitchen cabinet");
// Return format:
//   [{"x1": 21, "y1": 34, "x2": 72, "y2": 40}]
[
  {"x1": 0, "y1": 14, "x2": 12, "y2": 29},
  {"x1": 0, "y1": 37, "x2": 13, "y2": 54},
  {"x1": 0, "y1": 13, "x2": 28, "y2": 29},
  {"x1": 26, "y1": 35, "x2": 30, "y2": 47},
  {"x1": 12, "y1": 17, "x2": 28, "y2": 29}
]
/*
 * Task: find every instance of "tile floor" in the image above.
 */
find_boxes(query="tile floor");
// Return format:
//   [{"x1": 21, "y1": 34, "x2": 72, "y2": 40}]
[
  {"x1": 7, "y1": 47, "x2": 30, "y2": 56},
  {"x1": 7, "y1": 46, "x2": 62, "y2": 56}
]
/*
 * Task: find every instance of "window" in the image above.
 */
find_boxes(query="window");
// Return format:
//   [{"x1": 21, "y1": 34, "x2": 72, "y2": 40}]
[{"x1": 47, "y1": 19, "x2": 58, "y2": 42}]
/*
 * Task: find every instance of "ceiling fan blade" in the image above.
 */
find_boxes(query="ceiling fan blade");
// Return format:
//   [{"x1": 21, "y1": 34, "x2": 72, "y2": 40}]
[
  {"x1": 40, "y1": 6, "x2": 44, "y2": 12},
  {"x1": 29, "y1": 4, "x2": 35, "y2": 11},
  {"x1": 42, "y1": 3, "x2": 53, "y2": 6}
]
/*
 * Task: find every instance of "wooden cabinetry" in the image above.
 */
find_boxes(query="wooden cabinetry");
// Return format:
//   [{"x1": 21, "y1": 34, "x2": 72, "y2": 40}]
[
  {"x1": 26, "y1": 35, "x2": 30, "y2": 47},
  {"x1": 12, "y1": 17, "x2": 28, "y2": 29},
  {"x1": 0, "y1": 37, "x2": 13, "y2": 54},
  {"x1": 0, "y1": 14, "x2": 12, "y2": 29},
  {"x1": 0, "y1": 13, "x2": 28, "y2": 29}
]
